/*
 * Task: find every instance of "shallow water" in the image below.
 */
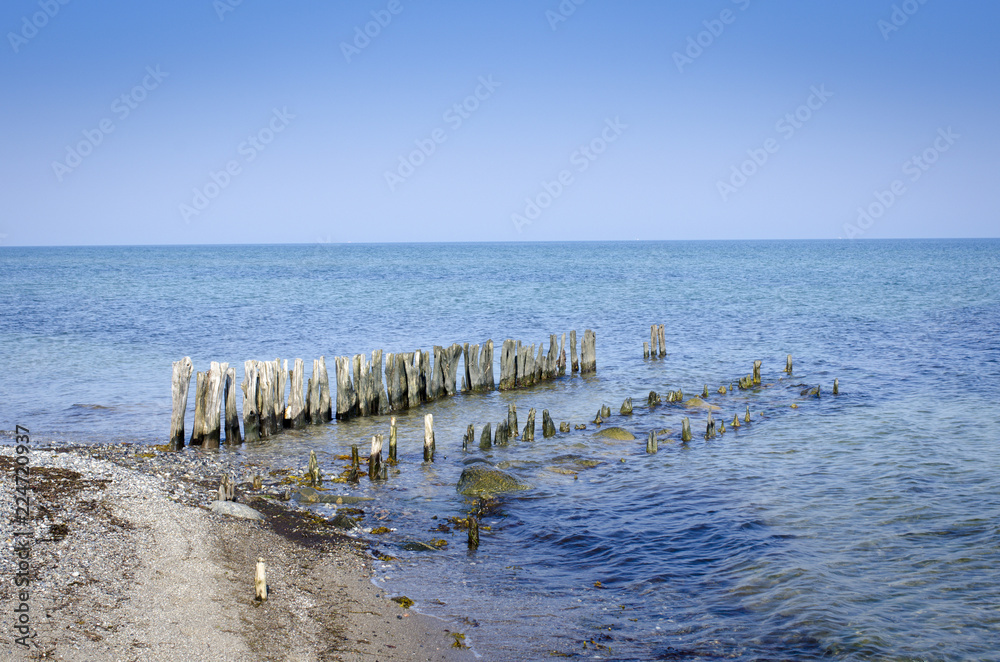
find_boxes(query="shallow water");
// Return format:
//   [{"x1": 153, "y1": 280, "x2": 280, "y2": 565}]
[{"x1": 2, "y1": 240, "x2": 998, "y2": 660}]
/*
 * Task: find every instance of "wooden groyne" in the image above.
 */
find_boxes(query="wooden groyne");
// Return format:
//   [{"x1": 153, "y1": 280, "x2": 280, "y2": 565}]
[{"x1": 168, "y1": 329, "x2": 594, "y2": 447}]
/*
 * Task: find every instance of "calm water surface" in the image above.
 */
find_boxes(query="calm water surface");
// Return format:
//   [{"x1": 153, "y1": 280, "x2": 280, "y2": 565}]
[{"x1": 1, "y1": 240, "x2": 998, "y2": 660}]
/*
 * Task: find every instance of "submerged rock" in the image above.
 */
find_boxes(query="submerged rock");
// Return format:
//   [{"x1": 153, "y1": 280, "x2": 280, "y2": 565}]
[
  {"x1": 456, "y1": 465, "x2": 531, "y2": 496},
  {"x1": 209, "y1": 500, "x2": 264, "y2": 521},
  {"x1": 293, "y1": 487, "x2": 372, "y2": 505},
  {"x1": 331, "y1": 513, "x2": 360, "y2": 530},
  {"x1": 684, "y1": 397, "x2": 721, "y2": 411},
  {"x1": 595, "y1": 426, "x2": 636, "y2": 441}
]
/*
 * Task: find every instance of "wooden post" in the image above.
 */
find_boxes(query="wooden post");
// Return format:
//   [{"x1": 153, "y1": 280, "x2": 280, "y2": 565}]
[
  {"x1": 744, "y1": 405, "x2": 751, "y2": 423},
  {"x1": 307, "y1": 450, "x2": 322, "y2": 487},
  {"x1": 515, "y1": 342, "x2": 531, "y2": 387},
  {"x1": 389, "y1": 416, "x2": 398, "y2": 462},
  {"x1": 647, "y1": 391, "x2": 660, "y2": 407},
  {"x1": 335, "y1": 356, "x2": 356, "y2": 420},
  {"x1": 752, "y1": 360, "x2": 762, "y2": 386},
  {"x1": 581, "y1": 329, "x2": 596, "y2": 373},
  {"x1": 255, "y1": 558, "x2": 267, "y2": 601},
  {"x1": 534, "y1": 343, "x2": 545, "y2": 383},
  {"x1": 702, "y1": 384, "x2": 709, "y2": 399},
  {"x1": 317, "y1": 356, "x2": 332, "y2": 421},
  {"x1": 423, "y1": 414, "x2": 435, "y2": 462},
  {"x1": 480, "y1": 423, "x2": 492, "y2": 450},
  {"x1": 681, "y1": 417, "x2": 692, "y2": 442},
  {"x1": 646, "y1": 431, "x2": 657, "y2": 454},
  {"x1": 542, "y1": 410, "x2": 556, "y2": 438},
  {"x1": 500, "y1": 339, "x2": 516, "y2": 390},
  {"x1": 558, "y1": 333, "x2": 567, "y2": 376},
  {"x1": 190, "y1": 371, "x2": 207, "y2": 446},
  {"x1": 494, "y1": 419, "x2": 510, "y2": 446},
  {"x1": 169, "y1": 357, "x2": 193, "y2": 450},
  {"x1": 620, "y1": 397, "x2": 632, "y2": 415},
  {"x1": 218, "y1": 475, "x2": 235, "y2": 501},
  {"x1": 443, "y1": 343, "x2": 463, "y2": 396},
  {"x1": 256, "y1": 361, "x2": 273, "y2": 437},
  {"x1": 463, "y1": 424, "x2": 474, "y2": 451},
  {"x1": 252, "y1": 475, "x2": 263, "y2": 490},
  {"x1": 508, "y1": 404, "x2": 518, "y2": 437},
  {"x1": 468, "y1": 516, "x2": 479, "y2": 550},
  {"x1": 600, "y1": 404, "x2": 611, "y2": 418},
  {"x1": 523, "y1": 408, "x2": 536, "y2": 442},
  {"x1": 658, "y1": 324, "x2": 666, "y2": 357},
  {"x1": 463, "y1": 343, "x2": 475, "y2": 392},
  {"x1": 224, "y1": 366, "x2": 242, "y2": 445},
  {"x1": 241, "y1": 361, "x2": 260, "y2": 442},
  {"x1": 545, "y1": 334, "x2": 559, "y2": 379},
  {"x1": 369, "y1": 434, "x2": 383, "y2": 481},
  {"x1": 570, "y1": 330, "x2": 579, "y2": 373},
  {"x1": 705, "y1": 411, "x2": 716, "y2": 440},
  {"x1": 650, "y1": 325, "x2": 658, "y2": 357},
  {"x1": 370, "y1": 350, "x2": 386, "y2": 415},
  {"x1": 732, "y1": 413, "x2": 740, "y2": 428},
  {"x1": 480, "y1": 340, "x2": 495, "y2": 391},
  {"x1": 350, "y1": 445, "x2": 360, "y2": 481},
  {"x1": 427, "y1": 346, "x2": 444, "y2": 401},
  {"x1": 419, "y1": 349, "x2": 431, "y2": 401},
  {"x1": 785, "y1": 354, "x2": 793, "y2": 374},
  {"x1": 833, "y1": 378, "x2": 839, "y2": 395},
  {"x1": 289, "y1": 358, "x2": 307, "y2": 428},
  {"x1": 274, "y1": 359, "x2": 286, "y2": 435},
  {"x1": 643, "y1": 342, "x2": 650, "y2": 359},
  {"x1": 593, "y1": 410, "x2": 603, "y2": 425}
]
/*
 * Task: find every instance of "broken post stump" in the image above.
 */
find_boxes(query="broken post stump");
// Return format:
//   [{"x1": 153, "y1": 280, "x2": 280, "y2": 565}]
[
  {"x1": 621, "y1": 397, "x2": 633, "y2": 415},
  {"x1": 753, "y1": 360, "x2": 762, "y2": 386},
  {"x1": 681, "y1": 417, "x2": 692, "y2": 442},
  {"x1": 833, "y1": 378, "x2": 839, "y2": 395},
  {"x1": 288, "y1": 358, "x2": 307, "y2": 429},
  {"x1": 581, "y1": 329, "x2": 596, "y2": 373},
  {"x1": 307, "y1": 450, "x2": 322, "y2": 487},
  {"x1": 389, "y1": 416, "x2": 398, "y2": 462},
  {"x1": 643, "y1": 342, "x2": 650, "y2": 359},
  {"x1": 646, "y1": 430, "x2": 657, "y2": 454},
  {"x1": 224, "y1": 366, "x2": 242, "y2": 445},
  {"x1": 463, "y1": 424, "x2": 474, "y2": 451},
  {"x1": 785, "y1": 354, "x2": 793, "y2": 374},
  {"x1": 480, "y1": 423, "x2": 492, "y2": 450},
  {"x1": 657, "y1": 324, "x2": 666, "y2": 357},
  {"x1": 190, "y1": 371, "x2": 207, "y2": 446},
  {"x1": 423, "y1": 414, "x2": 435, "y2": 462},
  {"x1": 542, "y1": 410, "x2": 556, "y2": 438},
  {"x1": 468, "y1": 516, "x2": 479, "y2": 550},
  {"x1": 369, "y1": 434, "x2": 383, "y2": 481},
  {"x1": 169, "y1": 357, "x2": 194, "y2": 450},
  {"x1": 523, "y1": 408, "x2": 536, "y2": 442},
  {"x1": 570, "y1": 330, "x2": 579, "y2": 373},
  {"x1": 508, "y1": 404, "x2": 518, "y2": 438}
]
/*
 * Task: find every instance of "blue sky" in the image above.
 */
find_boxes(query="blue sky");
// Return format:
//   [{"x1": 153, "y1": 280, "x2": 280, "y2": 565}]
[{"x1": 1, "y1": 0, "x2": 996, "y2": 245}]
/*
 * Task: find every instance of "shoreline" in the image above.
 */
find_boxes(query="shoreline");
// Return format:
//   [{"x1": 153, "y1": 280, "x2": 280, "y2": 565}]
[{"x1": 0, "y1": 443, "x2": 479, "y2": 661}]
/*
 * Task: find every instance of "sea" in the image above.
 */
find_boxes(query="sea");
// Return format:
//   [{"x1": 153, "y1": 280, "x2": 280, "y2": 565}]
[{"x1": 1, "y1": 240, "x2": 998, "y2": 661}]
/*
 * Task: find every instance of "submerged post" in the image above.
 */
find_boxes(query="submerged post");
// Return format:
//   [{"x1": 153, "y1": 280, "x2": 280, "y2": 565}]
[
  {"x1": 752, "y1": 360, "x2": 762, "y2": 386},
  {"x1": 643, "y1": 342, "x2": 650, "y2": 359},
  {"x1": 785, "y1": 354, "x2": 793, "y2": 374},
  {"x1": 620, "y1": 397, "x2": 632, "y2": 415},
  {"x1": 169, "y1": 357, "x2": 193, "y2": 450},
  {"x1": 523, "y1": 408, "x2": 536, "y2": 442},
  {"x1": 705, "y1": 410, "x2": 716, "y2": 440},
  {"x1": 646, "y1": 430, "x2": 657, "y2": 454},
  {"x1": 463, "y1": 424, "x2": 474, "y2": 451},
  {"x1": 468, "y1": 516, "x2": 479, "y2": 550},
  {"x1": 744, "y1": 405, "x2": 751, "y2": 423},
  {"x1": 833, "y1": 378, "x2": 839, "y2": 395},
  {"x1": 423, "y1": 414, "x2": 435, "y2": 462},
  {"x1": 542, "y1": 410, "x2": 556, "y2": 438},
  {"x1": 681, "y1": 417, "x2": 692, "y2": 442}
]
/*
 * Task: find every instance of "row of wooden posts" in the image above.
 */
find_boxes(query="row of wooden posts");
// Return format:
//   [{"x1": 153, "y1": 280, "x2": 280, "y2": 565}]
[{"x1": 168, "y1": 330, "x2": 596, "y2": 449}]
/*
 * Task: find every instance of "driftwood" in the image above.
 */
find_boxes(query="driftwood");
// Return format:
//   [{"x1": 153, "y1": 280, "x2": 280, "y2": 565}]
[
  {"x1": 169, "y1": 357, "x2": 193, "y2": 450},
  {"x1": 255, "y1": 558, "x2": 267, "y2": 601}
]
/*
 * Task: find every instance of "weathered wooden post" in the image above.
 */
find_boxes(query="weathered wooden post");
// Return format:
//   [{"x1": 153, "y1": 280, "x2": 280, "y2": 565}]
[
  {"x1": 255, "y1": 558, "x2": 267, "y2": 601},
  {"x1": 785, "y1": 354, "x2": 793, "y2": 374},
  {"x1": 658, "y1": 324, "x2": 666, "y2": 357},
  {"x1": 274, "y1": 359, "x2": 286, "y2": 435},
  {"x1": 558, "y1": 333, "x2": 567, "y2": 376},
  {"x1": 833, "y1": 378, "x2": 839, "y2": 395},
  {"x1": 480, "y1": 340, "x2": 495, "y2": 391},
  {"x1": 480, "y1": 423, "x2": 492, "y2": 450},
  {"x1": 545, "y1": 334, "x2": 559, "y2": 379},
  {"x1": 559, "y1": 422, "x2": 570, "y2": 433},
  {"x1": 468, "y1": 516, "x2": 479, "y2": 550},
  {"x1": 289, "y1": 358, "x2": 307, "y2": 428},
  {"x1": 494, "y1": 419, "x2": 510, "y2": 446},
  {"x1": 423, "y1": 414, "x2": 435, "y2": 462},
  {"x1": 593, "y1": 410, "x2": 603, "y2": 425},
  {"x1": 600, "y1": 404, "x2": 611, "y2": 418},
  {"x1": 335, "y1": 356, "x2": 356, "y2": 420},
  {"x1": 534, "y1": 343, "x2": 545, "y2": 383},
  {"x1": 389, "y1": 416, "x2": 398, "y2": 463},
  {"x1": 753, "y1": 360, "x2": 762, "y2": 386},
  {"x1": 581, "y1": 330, "x2": 596, "y2": 373},
  {"x1": 350, "y1": 445, "x2": 360, "y2": 481},
  {"x1": 217, "y1": 475, "x2": 235, "y2": 501},
  {"x1": 190, "y1": 371, "x2": 207, "y2": 446},
  {"x1": 542, "y1": 410, "x2": 556, "y2": 438},
  {"x1": 719, "y1": 419, "x2": 726, "y2": 435},
  {"x1": 570, "y1": 330, "x2": 579, "y2": 373},
  {"x1": 224, "y1": 366, "x2": 242, "y2": 445},
  {"x1": 307, "y1": 450, "x2": 322, "y2": 487},
  {"x1": 169, "y1": 357, "x2": 194, "y2": 450},
  {"x1": 702, "y1": 385, "x2": 709, "y2": 399},
  {"x1": 732, "y1": 413, "x2": 741, "y2": 428},
  {"x1": 241, "y1": 360, "x2": 260, "y2": 442},
  {"x1": 463, "y1": 343, "x2": 476, "y2": 392},
  {"x1": 681, "y1": 417, "x2": 692, "y2": 442},
  {"x1": 443, "y1": 343, "x2": 463, "y2": 396},
  {"x1": 648, "y1": 391, "x2": 660, "y2": 407},
  {"x1": 650, "y1": 325, "x2": 658, "y2": 357},
  {"x1": 507, "y1": 404, "x2": 518, "y2": 437},
  {"x1": 315, "y1": 356, "x2": 332, "y2": 422},
  {"x1": 252, "y1": 475, "x2": 263, "y2": 490},
  {"x1": 704, "y1": 411, "x2": 716, "y2": 440},
  {"x1": 402, "y1": 351, "x2": 420, "y2": 409},
  {"x1": 463, "y1": 424, "x2": 474, "y2": 451},
  {"x1": 646, "y1": 430, "x2": 657, "y2": 454},
  {"x1": 643, "y1": 342, "x2": 650, "y2": 359},
  {"x1": 369, "y1": 434, "x2": 383, "y2": 481},
  {"x1": 620, "y1": 397, "x2": 633, "y2": 415},
  {"x1": 744, "y1": 405, "x2": 751, "y2": 423},
  {"x1": 500, "y1": 338, "x2": 517, "y2": 391},
  {"x1": 523, "y1": 408, "x2": 536, "y2": 441}
]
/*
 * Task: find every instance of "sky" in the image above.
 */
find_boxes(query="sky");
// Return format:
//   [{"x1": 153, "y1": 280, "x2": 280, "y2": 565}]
[{"x1": 1, "y1": 0, "x2": 997, "y2": 245}]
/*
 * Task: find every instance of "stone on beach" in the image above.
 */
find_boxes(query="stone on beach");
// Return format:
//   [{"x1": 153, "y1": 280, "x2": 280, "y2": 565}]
[{"x1": 209, "y1": 500, "x2": 264, "y2": 520}]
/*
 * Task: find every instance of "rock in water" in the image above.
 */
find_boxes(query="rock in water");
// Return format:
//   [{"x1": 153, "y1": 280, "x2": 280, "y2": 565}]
[
  {"x1": 456, "y1": 465, "x2": 531, "y2": 496},
  {"x1": 684, "y1": 397, "x2": 721, "y2": 411},
  {"x1": 210, "y1": 501, "x2": 264, "y2": 521},
  {"x1": 595, "y1": 426, "x2": 636, "y2": 441}
]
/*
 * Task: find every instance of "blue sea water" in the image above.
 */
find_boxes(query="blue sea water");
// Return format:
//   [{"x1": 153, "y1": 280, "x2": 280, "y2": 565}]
[{"x1": 1, "y1": 240, "x2": 999, "y2": 660}]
